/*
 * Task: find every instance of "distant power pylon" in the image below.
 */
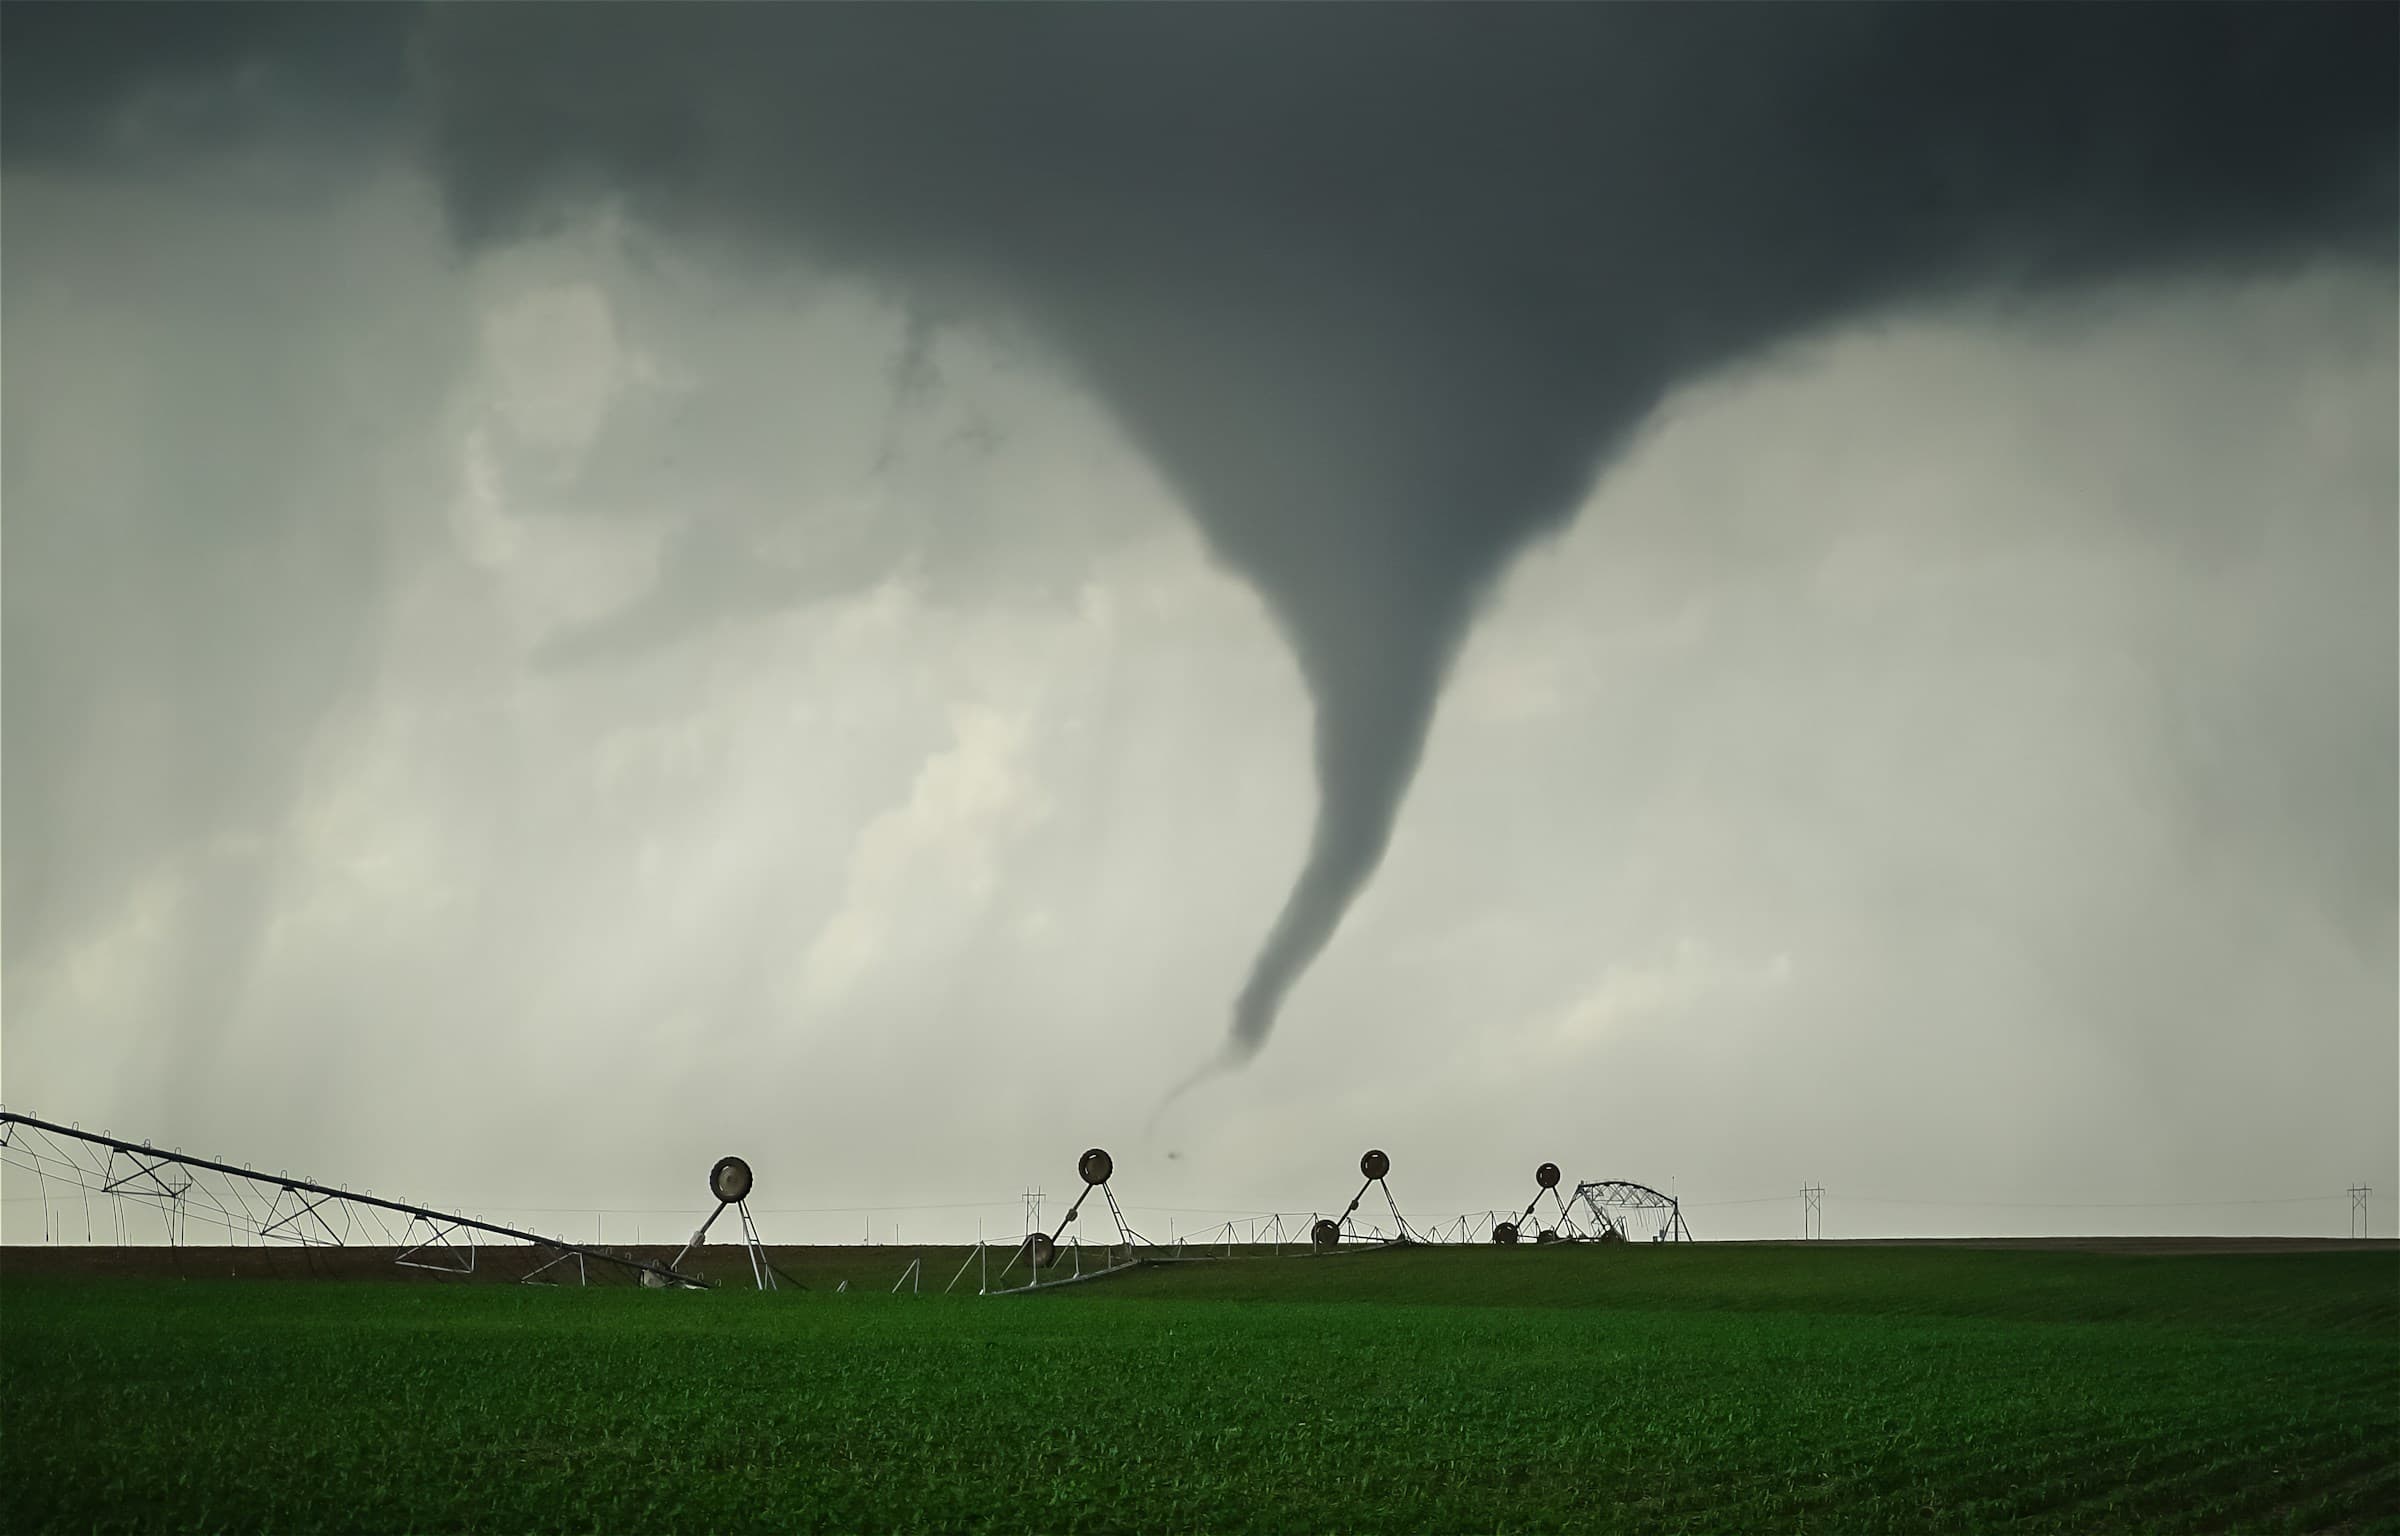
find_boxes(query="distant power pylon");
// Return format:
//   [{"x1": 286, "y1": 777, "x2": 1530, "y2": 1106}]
[
  {"x1": 1801, "y1": 1185, "x2": 1825, "y2": 1241},
  {"x1": 1023, "y1": 1187, "x2": 1044, "y2": 1239},
  {"x1": 2350, "y1": 1185, "x2": 2372, "y2": 1240}
]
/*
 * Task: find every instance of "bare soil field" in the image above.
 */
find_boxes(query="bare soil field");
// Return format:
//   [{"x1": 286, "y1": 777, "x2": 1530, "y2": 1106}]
[
  {"x1": 0, "y1": 1242, "x2": 961, "y2": 1289},
  {"x1": 3, "y1": 1233, "x2": 2388, "y2": 1287},
  {"x1": 1762, "y1": 1235, "x2": 2399, "y2": 1255}
]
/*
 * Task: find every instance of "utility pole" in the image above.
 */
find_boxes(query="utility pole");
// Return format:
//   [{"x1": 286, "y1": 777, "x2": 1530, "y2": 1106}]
[
  {"x1": 1801, "y1": 1185, "x2": 1825, "y2": 1241},
  {"x1": 2349, "y1": 1185, "x2": 2372, "y2": 1240}
]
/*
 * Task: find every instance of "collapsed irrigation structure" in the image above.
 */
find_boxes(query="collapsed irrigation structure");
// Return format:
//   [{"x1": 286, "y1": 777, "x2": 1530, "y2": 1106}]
[
  {"x1": 966, "y1": 1146, "x2": 1150, "y2": 1295},
  {"x1": 1494, "y1": 1162, "x2": 1583, "y2": 1245},
  {"x1": 1576, "y1": 1179, "x2": 1695, "y2": 1244},
  {"x1": 4, "y1": 1110, "x2": 1691, "y2": 1294},
  {"x1": 665, "y1": 1157, "x2": 780, "y2": 1290},
  {"x1": 1313, "y1": 1148, "x2": 1425, "y2": 1248},
  {"x1": 0, "y1": 1111, "x2": 707, "y2": 1288}
]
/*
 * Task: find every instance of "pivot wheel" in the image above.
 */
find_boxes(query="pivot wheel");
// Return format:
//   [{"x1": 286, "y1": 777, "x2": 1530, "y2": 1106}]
[{"x1": 709, "y1": 1156, "x2": 753, "y2": 1205}]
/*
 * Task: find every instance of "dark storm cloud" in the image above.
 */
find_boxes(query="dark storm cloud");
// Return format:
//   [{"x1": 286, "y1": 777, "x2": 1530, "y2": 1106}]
[
  {"x1": 13, "y1": 5, "x2": 2392, "y2": 1067},
  {"x1": 412, "y1": 3, "x2": 2394, "y2": 1066},
  {"x1": 0, "y1": 2, "x2": 414, "y2": 170}
]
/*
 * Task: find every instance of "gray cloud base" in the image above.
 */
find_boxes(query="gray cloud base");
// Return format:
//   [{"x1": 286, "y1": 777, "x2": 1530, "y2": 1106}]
[
  {"x1": 8, "y1": 4, "x2": 2394, "y2": 1070},
  {"x1": 411, "y1": 4, "x2": 2393, "y2": 1059}
]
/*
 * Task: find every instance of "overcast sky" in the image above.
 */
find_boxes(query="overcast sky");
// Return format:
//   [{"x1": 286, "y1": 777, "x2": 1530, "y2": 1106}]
[{"x1": 3, "y1": 6, "x2": 2393, "y2": 1245}]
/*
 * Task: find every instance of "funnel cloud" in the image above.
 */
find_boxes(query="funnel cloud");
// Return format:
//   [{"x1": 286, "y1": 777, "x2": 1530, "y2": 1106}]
[
  {"x1": 415, "y1": 4, "x2": 2394, "y2": 1063},
  {"x1": 11, "y1": 4, "x2": 2395, "y2": 1075}
]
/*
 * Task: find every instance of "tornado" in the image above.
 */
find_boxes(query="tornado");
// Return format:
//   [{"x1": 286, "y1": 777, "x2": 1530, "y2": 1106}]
[{"x1": 414, "y1": 5, "x2": 2400, "y2": 1060}]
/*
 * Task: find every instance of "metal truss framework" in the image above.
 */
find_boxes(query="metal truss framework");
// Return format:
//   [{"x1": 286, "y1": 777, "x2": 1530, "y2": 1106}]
[
  {"x1": 0, "y1": 1111, "x2": 704, "y2": 1287},
  {"x1": 1491, "y1": 1162, "x2": 1588, "y2": 1245},
  {"x1": 1321, "y1": 1149, "x2": 1427, "y2": 1247},
  {"x1": 670, "y1": 1193, "x2": 777, "y2": 1292},
  {"x1": 1574, "y1": 1179, "x2": 1695, "y2": 1243},
  {"x1": 985, "y1": 1147, "x2": 1150, "y2": 1294}
]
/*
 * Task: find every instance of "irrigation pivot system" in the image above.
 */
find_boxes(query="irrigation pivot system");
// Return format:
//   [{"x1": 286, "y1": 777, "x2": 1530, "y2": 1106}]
[
  {"x1": 1030, "y1": 1147, "x2": 1144, "y2": 1268},
  {"x1": 0, "y1": 1111, "x2": 705, "y2": 1286},
  {"x1": 1494, "y1": 1161, "x2": 1585, "y2": 1244},
  {"x1": 1576, "y1": 1179, "x2": 1694, "y2": 1243},
  {"x1": 1318, "y1": 1148, "x2": 1424, "y2": 1247},
  {"x1": 666, "y1": 1156, "x2": 777, "y2": 1290},
  {"x1": 6, "y1": 1104, "x2": 1698, "y2": 1288},
  {"x1": 985, "y1": 1146, "x2": 1148, "y2": 1293}
]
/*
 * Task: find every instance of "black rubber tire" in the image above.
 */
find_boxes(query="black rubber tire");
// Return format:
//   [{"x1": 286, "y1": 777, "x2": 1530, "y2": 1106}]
[{"x1": 709, "y1": 1156, "x2": 753, "y2": 1205}]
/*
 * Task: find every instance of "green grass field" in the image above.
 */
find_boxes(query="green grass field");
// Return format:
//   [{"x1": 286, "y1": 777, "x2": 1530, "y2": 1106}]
[{"x1": 4, "y1": 1245, "x2": 2393, "y2": 1532}]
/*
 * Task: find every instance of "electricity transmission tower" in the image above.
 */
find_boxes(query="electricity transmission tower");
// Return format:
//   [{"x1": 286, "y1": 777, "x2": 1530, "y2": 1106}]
[
  {"x1": 1801, "y1": 1185, "x2": 1825, "y2": 1241},
  {"x1": 2350, "y1": 1185, "x2": 2372, "y2": 1240}
]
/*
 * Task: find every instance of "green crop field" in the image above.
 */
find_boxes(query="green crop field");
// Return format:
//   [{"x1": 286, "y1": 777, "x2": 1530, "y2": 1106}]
[{"x1": 4, "y1": 1244, "x2": 2394, "y2": 1533}]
